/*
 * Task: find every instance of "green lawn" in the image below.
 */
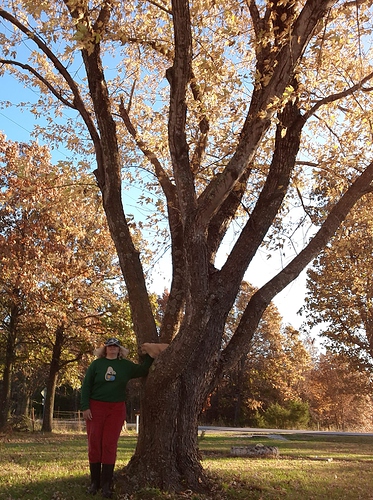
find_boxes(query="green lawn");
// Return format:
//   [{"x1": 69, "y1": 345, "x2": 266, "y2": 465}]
[{"x1": 1, "y1": 430, "x2": 373, "y2": 499}]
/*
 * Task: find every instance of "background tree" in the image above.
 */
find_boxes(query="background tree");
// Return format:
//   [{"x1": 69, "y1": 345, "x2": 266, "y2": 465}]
[
  {"x1": 303, "y1": 195, "x2": 373, "y2": 369},
  {"x1": 305, "y1": 351, "x2": 373, "y2": 431},
  {"x1": 0, "y1": 133, "x2": 122, "y2": 431},
  {"x1": 1, "y1": 0, "x2": 373, "y2": 492},
  {"x1": 203, "y1": 284, "x2": 310, "y2": 426}
]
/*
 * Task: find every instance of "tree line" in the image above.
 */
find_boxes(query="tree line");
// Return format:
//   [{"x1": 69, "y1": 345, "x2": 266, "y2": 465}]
[
  {"x1": 0, "y1": 133, "x2": 137, "y2": 432},
  {"x1": 1, "y1": 133, "x2": 372, "y2": 433}
]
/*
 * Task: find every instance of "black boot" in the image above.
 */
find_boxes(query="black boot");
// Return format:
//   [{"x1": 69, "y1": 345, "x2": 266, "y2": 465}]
[
  {"x1": 88, "y1": 462, "x2": 101, "y2": 495},
  {"x1": 101, "y1": 464, "x2": 114, "y2": 498}
]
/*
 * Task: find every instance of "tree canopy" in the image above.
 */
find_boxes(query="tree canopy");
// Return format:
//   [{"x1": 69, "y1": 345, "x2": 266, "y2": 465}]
[
  {"x1": 1, "y1": 0, "x2": 373, "y2": 493},
  {"x1": 303, "y1": 194, "x2": 373, "y2": 368},
  {"x1": 0, "y1": 132, "x2": 124, "y2": 429}
]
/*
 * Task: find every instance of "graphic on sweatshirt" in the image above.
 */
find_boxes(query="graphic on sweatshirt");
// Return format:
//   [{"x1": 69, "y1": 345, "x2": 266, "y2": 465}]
[{"x1": 105, "y1": 366, "x2": 116, "y2": 381}]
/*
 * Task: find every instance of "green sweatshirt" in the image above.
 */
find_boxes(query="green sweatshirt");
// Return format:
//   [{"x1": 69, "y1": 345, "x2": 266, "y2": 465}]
[{"x1": 80, "y1": 354, "x2": 153, "y2": 411}]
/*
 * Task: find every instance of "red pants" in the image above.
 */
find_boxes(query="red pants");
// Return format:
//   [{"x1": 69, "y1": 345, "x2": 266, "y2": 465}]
[{"x1": 86, "y1": 399, "x2": 126, "y2": 464}]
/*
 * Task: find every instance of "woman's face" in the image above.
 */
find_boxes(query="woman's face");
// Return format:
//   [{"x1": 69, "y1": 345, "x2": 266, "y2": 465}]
[{"x1": 106, "y1": 345, "x2": 120, "y2": 358}]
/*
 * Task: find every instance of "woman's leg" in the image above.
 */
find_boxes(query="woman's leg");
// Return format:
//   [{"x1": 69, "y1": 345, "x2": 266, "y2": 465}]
[
  {"x1": 101, "y1": 402, "x2": 126, "y2": 498},
  {"x1": 88, "y1": 462, "x2": 101, "y2": 495},
  {"x1": 86, "y1": 399, "x2": 107, "y2": 463},
  {"x1": 101, "y1": 401, "x2": 126, "y2": 465}
]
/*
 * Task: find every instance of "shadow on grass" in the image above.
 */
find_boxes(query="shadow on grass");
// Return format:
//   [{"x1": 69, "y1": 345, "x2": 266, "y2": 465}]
[
  {"x1": 2, "y1": 462, "x2": 373, "y2": 500},
  {"x1": 3, "y1": 459, "x2": 373, "y2": 500},
  {"x1": 2, "y1": 433, "x2": 373, "y2": 500},
  {"x1": 0, "y1": 474, "x2": 90, "y2": 500}
]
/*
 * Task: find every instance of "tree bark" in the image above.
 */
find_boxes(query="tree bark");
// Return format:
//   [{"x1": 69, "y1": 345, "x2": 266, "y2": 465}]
[
  {"x1": 124, "y1": 364, "x2": 210, "y2": 492},
  {"x1": 0, "y1": 303, "x2": 18, "y2": 430},
  {"x1": 41, "y1": 325, "x2": 64, "y2": 433}
]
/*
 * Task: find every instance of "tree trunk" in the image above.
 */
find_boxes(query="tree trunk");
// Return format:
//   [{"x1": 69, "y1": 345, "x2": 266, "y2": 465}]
[
  {"x1": 41, "y1": 369, "x2": 59, "y2": 433},
  {"x1": 122, "y1": 306, "x2": 228, "y2": 493},
  {"x1": 41, "y1": 325, "x2": 64, "y2": 433},
  {"x1": 233, "y1": 357, "x2": 245, "y2": 427},
  {"x1": 0, "y1": 304, "x2": 18, "y2": 430},
  {"x1": 13, "y1": 383, "x2": 30, "y2": 418},
  {"x1": 123, "y1": 373, "x2": 208, "y2": 493},
  {"x1": 0, "y1": 337, "x2": 14, "y2": 429}
]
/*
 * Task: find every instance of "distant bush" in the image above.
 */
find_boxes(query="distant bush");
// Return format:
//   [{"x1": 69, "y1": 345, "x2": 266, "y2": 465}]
[{"x1": 261, "y1": 400, "x2": 310, "y2": 429}]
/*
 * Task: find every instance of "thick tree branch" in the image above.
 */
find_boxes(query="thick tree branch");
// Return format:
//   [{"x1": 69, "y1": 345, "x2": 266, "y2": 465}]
[
  {"x1": 218, "y1": 83, "x2": 305, "y2": 292},
  {"x1": 58, "y1": 352, "x2": 83, "y2": 369},
  {"x1": 207, "y1": 168, "x2": 252, "y2": 264},
  {"x1": 167, "y1": 0, "x2": 195, "y2": 219},
  {"x1": 196, "y1": 0, "x2": 336, "y2": 230},
  {"x1": 246, "y1": 0, "x2": 262, "y2": 40},
  {"x1": 93, "y1": 0, "x2": 113, "y2": 34},
  {"x1": 189, "y1": 73, "x2": 210, "y2": 174},
  {"x1": 118, "y1": 98, "x2": 186, "y2": 341},
  {"x1": 220, "y1": 158, "x2": 373, "y2": 375}
]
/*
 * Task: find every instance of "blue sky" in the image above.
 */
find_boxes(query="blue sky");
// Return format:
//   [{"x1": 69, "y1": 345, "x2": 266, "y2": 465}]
[{"x1": 0, "y1": 71, "x2": 73, "y2": 163}]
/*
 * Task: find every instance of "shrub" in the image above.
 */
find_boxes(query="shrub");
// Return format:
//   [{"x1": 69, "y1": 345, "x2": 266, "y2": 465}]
[{"x1": 262, "y1": 400, "x2": 310, "y2": 429}]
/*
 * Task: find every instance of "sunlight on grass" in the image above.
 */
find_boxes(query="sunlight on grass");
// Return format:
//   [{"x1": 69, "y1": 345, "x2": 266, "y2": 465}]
[
  {"x1": 1, "y1": 431, "x2": 373, "y2": 499},
  {"x1": 200, "y1": 434, "x2": 373, "y2": 500},
  {"x1": 0, "y1": 432, "x2": 125, "y2": 500}
]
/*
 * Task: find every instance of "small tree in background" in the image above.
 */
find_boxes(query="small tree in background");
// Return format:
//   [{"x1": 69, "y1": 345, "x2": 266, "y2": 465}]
[
  {"x1": 305, "y1": 352, "x2": 373, "y2": 431},
  {"x1": 262, "y1": 400, "x2": 310, "y2": 429},
  {"x1": 0, "y1": 134, "x2": 123, "y2": 431}
]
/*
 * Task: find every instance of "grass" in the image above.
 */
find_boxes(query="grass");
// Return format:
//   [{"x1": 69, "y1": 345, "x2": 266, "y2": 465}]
[{"x1": 1, "y1": 430, "x2": 373, "y2": 500}]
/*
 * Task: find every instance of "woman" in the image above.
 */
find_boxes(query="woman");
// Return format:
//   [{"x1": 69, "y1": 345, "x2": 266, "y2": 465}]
[{"x1": 81, "y1": 337, "x2": 155, "y2": 498}]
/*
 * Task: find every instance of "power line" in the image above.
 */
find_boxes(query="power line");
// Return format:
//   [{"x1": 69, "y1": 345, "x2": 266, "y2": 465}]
[
  {"x1": 0, "y1": 110, "x2": 33, "y2": 134},
  {"x1": 0, "y1": 109, "x2": 73, "y2": 160}
]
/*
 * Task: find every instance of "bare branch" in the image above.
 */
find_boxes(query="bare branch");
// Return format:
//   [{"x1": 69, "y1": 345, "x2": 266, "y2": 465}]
[
  {"x1": 0, "y1": 59, "x2": 75, "y2": 109},
  {"x1": 246, "y1": 0, "x2": 263, "y2": 46},
  {"x1": 0, "y1": 8, "x2": 101, "y2": 156},
  {"x1": 304, "y1": 70, "x2": 373, "y2": 121}
]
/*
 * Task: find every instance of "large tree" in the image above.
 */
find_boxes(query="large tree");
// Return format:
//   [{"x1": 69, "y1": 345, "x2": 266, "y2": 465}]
[
  {"x1": 305, "y1": 351, "x2": 373, "y2": 431},
  {"x1": 1, "y1": 0, "x2": 373, "y2": 492}
]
